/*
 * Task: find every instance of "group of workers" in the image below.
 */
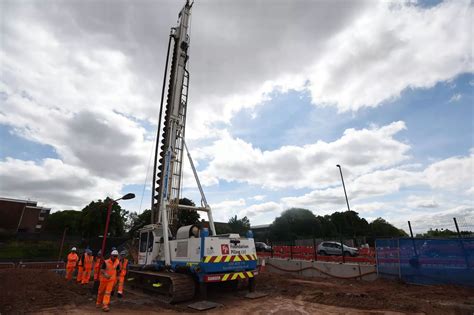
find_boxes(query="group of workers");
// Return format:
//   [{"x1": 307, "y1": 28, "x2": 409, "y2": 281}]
[{"x1": 65, "y1": 247, "x2": 129, "y2": 312}]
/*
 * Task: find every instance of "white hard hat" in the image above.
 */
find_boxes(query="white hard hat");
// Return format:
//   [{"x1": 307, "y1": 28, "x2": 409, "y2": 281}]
[
  {"x1": 111, "y1": 250, "x2": 119, "y2": 256},
  {"x1": 71, "y1": 247, "x2": 77, "y2": 251}
]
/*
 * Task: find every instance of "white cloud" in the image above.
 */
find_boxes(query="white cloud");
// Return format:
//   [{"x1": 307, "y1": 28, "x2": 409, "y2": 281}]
[
  {"x1": 211, "y1": 199, "x2": 246, "y2": 222},
  {"x1": 448, "y1": 93, "x2": 462, "y2": 102},
  {"x1": 240, "y1": 202, "x2": 283, "y2": 217},
  {"x1": 199, "y1": 121, "x2": 410, "y2": 189},
  {"x1": 407, "y1": 195, "x2": 439, "y2": 209},
  {"x1": 0, "y1": 0, "x2": 472, "y2": 220},
  {"x1": 423, "y1": 152, "x2": 474, "y2": 192},
  {"x1": 0, "y1": 158, "x2": 122, "y2": 209},
  {"x1": 306, "y1": 0, "x2": 472, "y2": 111},
  {"x1": 250, "y1": 195, "x2": 266, "y2": 201},
  {"x1": 281, "y1": 151, "x2": 473, "y2": 213},
  {"x1": 390, "y1": 205, "x2": 474, "y2": 234}
]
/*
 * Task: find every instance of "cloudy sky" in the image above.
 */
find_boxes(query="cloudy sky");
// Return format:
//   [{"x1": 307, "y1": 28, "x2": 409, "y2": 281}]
[{"x1": 0, "y1": 0, "x2": 472, "y2": 233}]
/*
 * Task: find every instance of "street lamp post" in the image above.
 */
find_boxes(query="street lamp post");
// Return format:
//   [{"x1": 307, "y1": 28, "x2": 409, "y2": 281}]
[
  {"x1": 99, "y1": 193, "x2": 135, "y2": 262},
  {"x1": 93, "y1": 193, "x2": 135, "y2": 293},
  {"x1": 336, "y1": 164, "x2": 351, "y2": 212},
  {"x1": 336, "y1": 164, "x2": 351, "y2": 263}
]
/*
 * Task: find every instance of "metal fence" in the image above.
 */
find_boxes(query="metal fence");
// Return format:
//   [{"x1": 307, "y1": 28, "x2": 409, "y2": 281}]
[{"x1": 376, "y1": 237, "x2": 474, "y2": 287}]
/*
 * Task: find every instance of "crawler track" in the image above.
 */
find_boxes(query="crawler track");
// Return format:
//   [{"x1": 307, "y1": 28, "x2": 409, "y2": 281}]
[{"x1": 128, "y1": 270, "x2": 195, "y2": 303}]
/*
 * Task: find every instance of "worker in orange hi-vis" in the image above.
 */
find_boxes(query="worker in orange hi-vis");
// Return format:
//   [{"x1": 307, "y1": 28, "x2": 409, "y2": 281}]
[
  {"x1": 81, "y1": 249, "x2": 94, "y2": 285},
  {"x1": 76, "y1": 249, "x2": 84, "y2": 283},
  {"x1": 92, "y1": 250, "x2": 102, "y2": 294},
  {"x1": 93, "y1": 250, "x2": 102, "y2": 282},
  {"x1": 117, "y1": 251, "x2": 129, "y2": 298},
  {"x1": 65, "y1": 247, "x2": 78, "y2": 281},
  {"x1": 96, "y1": 250, "x2": 120, "y2": 312}
]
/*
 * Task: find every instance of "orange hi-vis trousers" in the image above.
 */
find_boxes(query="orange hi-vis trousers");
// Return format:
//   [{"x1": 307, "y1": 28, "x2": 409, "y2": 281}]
[
  {"x1": 81, "y1": 268, "x2": 92, "y2": 284},
  {"x1": 117, "y1": 275, "x2": 125, "y2": 294},
  {"x1": 65, "y1": 267, "x2": 75, "y2": 280},
  {"x1": 77, "y1": 266, "x2": 83, "y2": 283},
  {"x1": 96, "y1": 279, "x2": 115, "y2": 309}
]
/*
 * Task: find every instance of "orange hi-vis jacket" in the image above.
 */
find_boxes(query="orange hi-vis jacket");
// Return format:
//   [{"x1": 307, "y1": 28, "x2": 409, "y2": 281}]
[
  {"x1": 119, "y1": 258, "x2": 128, "y2": 277},
  {"x1": 102, "y1": 258, "x2": 120, "y2": 281},
  {"x1": 83, "y1": 253, "x2": 94, "y2": 270},
  {"x1": 94, "y1": 257, "x2": 101, "y2": 281},
  {"x1": 66, "y1": 253, "x2": 79, "y2": 268}
]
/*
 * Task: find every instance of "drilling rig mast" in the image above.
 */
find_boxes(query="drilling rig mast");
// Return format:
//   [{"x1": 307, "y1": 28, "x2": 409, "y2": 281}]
[{"x1": 129, "y1": 1, "x2": 257, "y2": 303}]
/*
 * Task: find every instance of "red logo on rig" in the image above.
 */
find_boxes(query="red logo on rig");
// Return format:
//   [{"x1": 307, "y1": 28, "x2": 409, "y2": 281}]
[{"x1": 221, "y1": 244, "x2": 229, "y2": 255}]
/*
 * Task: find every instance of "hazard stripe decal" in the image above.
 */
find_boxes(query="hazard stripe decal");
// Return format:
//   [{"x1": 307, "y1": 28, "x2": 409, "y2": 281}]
[
  {"x1": 203, "y1": 270, "x2": 258, "y2": 283},
  {"x1": 202, "y1": 254, "x2": 257, "y2": 263}
]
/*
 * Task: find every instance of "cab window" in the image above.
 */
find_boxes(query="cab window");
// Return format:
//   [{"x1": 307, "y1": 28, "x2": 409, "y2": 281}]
[
  {"x1": 139, "y1": 232, "x2": 148, "y2": 253},
  {"x1": 147, "y1": 231, "x2": 154, "y2": 252}
]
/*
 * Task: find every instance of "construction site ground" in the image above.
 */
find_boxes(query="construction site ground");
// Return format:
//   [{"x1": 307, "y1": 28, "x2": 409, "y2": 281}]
[{"x1": 1, "y1": 269, "x2": 473, "y2": 315}]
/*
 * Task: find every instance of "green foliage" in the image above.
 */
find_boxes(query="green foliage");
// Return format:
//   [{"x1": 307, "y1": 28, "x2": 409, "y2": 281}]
[
  {"x1": 268, "y1": 209, "x2": 406, "y2": 241},
  {"x1": 80, "y1": 198, "x2": 129, "y2": 238},
  {"x1": 330, "y1": 211, "x2": 370, "y2": 237},
  {"x1": 128, "y1": 209, "x2": 151, "y2": 238},
  {"x1": 228, "y1": 215, "x2": 250, "y2": 235},
  {"x1": 177, "y1": 198, "x2": 200, "y2": 227},
  {"x1": 215, "y1": 222, "x2": 232, "y2": 234},
  {"x1": 0, "y1": 240, "x2": 71, "y2": 260},
  {"x1": 45, "y1": 210, "x2": 82, "y2": 235},
  {"x1": 370, "y1": 218, "x2": 407, "y2": 237},
  {"x1": 269, "y1": 208, "x2": 318, "y2": 240},
  {"x1": 45, "y1": 198, "x2": 129, "y2": 238},
  {"x1": 416, "y1": 228, "x2": 471, "y2": 238}
]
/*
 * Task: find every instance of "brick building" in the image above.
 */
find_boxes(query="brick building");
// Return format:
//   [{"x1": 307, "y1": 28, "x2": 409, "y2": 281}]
[{"x1": 0, "y1": 197, "x2": 51, "y2": 234}]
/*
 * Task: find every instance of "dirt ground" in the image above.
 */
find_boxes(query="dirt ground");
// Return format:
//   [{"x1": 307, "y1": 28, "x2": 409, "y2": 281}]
[{"x1": 1, "y1": 269, "x2": 473, "y2": 314}]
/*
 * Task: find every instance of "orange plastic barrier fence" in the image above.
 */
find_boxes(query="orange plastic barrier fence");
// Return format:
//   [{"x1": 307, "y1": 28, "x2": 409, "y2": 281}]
[
  {"x1": 257, "y1": 246, "x2": 376, "y2": 264},
  {"x1": 0, "y1": 262, "x2": 15, "y2": 269}
]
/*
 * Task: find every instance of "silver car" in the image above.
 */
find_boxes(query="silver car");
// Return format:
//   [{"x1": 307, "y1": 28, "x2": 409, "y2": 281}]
[{"x1": 317, "y1": 241, "x2": 359, "y2": 257}]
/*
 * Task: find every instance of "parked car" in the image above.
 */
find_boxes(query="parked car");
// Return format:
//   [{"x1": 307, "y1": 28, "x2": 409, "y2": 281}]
[
  {"x1": 255, "y1": 242, "x2": 272, "y2": 252},
  {"x1": 317, "y1": 241, "x2": 359, "y2": 257}
]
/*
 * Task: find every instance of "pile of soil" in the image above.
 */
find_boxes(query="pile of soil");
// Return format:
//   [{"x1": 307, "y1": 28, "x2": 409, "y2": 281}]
[
  {"x1": 256, "y1": 272, "x2": 474, "y2": 314},
  {"x1": 0, "y1": 269, "x2": 90, "y2": 314}
]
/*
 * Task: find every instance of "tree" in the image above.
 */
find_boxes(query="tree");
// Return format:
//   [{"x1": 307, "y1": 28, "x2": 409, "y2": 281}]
[
  {"x1": 177, "y1": 198, "x2": 200, "y2": 227},
  {"x1": 80, "y1": 198, "x2": 129, "y2": 239},
  {"x1": 269, "y1": 208, "x2": 320, "y2": 241},
  {"x1": 329, "y1": 211, "x2": 369, "y2": 237},
  {"x1": 128, "y1": 210, "x2": 151, "y2": 238},
  {"x1": 416, "y1": 228, "x2": 471, "y2": 238},
  {"x1": 44, "y1": 210, "x2": 82, "y2": 235},
  {"x1": 228, "y1": 215, "x2": 251, "y2": 235},
  {"x1": 369, "y1": 218, "x2": 407, "y2": 237}
]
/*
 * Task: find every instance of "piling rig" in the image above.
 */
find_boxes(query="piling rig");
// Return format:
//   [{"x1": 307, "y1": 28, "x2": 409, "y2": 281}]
[{"x1": 128, "y1": 1, "x2": 258, "y2": 303}]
